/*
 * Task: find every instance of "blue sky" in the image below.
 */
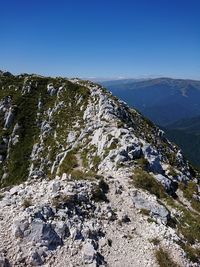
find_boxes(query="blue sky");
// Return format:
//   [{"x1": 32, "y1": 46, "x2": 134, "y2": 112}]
[{"x1": 0, "y1": 0, "x2": 200, "y2": 79}]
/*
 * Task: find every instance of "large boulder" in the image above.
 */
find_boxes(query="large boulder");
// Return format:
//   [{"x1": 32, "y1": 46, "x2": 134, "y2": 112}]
[
  {"x1": 155, "y1": 174, "x2": 178, "y2": 195},
  {"x1": 142, "y1": 144, "x2": 163, "y2": 174},
  {"x1": 82, "y1": 242, "x2": 96, "y2": 264},
  {"x1": 132, "y1": 191, "x2": 170, "y2": 224},
  {"x1": 27, "y1": 221, "x2": 63, "y2": 249}
]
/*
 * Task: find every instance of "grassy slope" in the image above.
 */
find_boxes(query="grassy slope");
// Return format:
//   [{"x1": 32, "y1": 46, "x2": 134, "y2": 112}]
[{"x1": 0, "y1": 75, "x2": 90, "y2": 186}]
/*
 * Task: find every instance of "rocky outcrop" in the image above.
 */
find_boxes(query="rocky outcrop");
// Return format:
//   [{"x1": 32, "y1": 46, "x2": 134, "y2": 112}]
[{"x1": 132, "y1": 190, "x2": 170, "y2": 224}]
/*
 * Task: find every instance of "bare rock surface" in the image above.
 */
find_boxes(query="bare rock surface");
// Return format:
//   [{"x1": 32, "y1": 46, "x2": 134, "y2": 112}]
[{"x1": 0, "y1": 172, "x2": 194, "y2": 267}]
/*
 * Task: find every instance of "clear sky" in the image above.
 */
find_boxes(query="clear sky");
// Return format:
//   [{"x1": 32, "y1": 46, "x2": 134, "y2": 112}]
[{"x1": 0, "y1": 0, "x2": 200, "y2": 79}]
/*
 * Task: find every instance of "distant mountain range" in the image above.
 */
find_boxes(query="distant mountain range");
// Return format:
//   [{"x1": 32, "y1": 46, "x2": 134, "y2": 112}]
[
  {"x1": 101, "y1": 78, "x2": 200, "y2": 168},
  {"x1": 101, "y1": 78, "x2": 200, "y2": 126}
]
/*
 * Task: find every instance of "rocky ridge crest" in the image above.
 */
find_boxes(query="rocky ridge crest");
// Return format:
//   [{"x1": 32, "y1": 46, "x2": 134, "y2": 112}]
[{"x1": 0, "y1": 73, "x2": 200, "y2": 266}]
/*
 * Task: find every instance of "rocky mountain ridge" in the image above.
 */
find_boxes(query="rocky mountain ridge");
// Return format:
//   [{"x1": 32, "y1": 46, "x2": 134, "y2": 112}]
[{"x1": 0, "y1": 72, "x2": 200, "y2": 266}]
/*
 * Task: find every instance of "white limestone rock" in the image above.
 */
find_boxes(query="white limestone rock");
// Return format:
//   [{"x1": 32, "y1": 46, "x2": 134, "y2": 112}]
[{"x1": 82, "y1": 242, "x2": 96, "y2": 264}]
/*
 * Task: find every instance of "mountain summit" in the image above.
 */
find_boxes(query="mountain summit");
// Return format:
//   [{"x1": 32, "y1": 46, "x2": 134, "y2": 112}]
[{"x1": 0, "y1": 73, "x2": 199, "y2": 266}]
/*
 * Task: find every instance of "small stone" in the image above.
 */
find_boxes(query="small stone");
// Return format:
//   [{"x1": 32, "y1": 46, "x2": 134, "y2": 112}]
[
  {"x1": 10, "y1": 186, "x2": 19, "y2": 195},
  {"x1": 61, "y1": 173, "x2": 67, "y2": 180},
  {"x1": 70, "y1": 227, "x2": 82, "y2": 240},
  {"x1": 55, "y1": 221, "x2": 70, "y2": 239},
  {"x1": 51, "y1": 181, "x2": 61, "y2": 193},
  {"x1": 82, "y1": 242, "x2": 96, "y2": 264},
  {"x1": 31, "y1": 251, "x2": 44, "y2": 266},
  {"x1": 12, "y1": 225, "x2": 24, "y2": 238},
  {"x1": 99, "y1": 237, "x2": 107, "y2": 248}
]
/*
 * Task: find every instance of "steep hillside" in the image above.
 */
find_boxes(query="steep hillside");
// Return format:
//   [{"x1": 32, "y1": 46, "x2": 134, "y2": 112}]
[
  {"x1": 165, "y1": 128, "x2": 200, "y2": 169},
  {"x1": 167, "y1": 116, "x2": 200, "y2": 135},
  {"x1": 0, "y1": 73, "x2": 90, "y2": 186},
  {"x1": 164, "y1": 116, "x2": 200, "y2": 168},
  {"x1": 0, "y1": 72, "x2": 200, "y2": 267}
]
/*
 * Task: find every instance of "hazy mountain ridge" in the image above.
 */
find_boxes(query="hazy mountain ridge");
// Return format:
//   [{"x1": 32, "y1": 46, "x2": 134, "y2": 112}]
[
  {"x1": 0, "y1": 73, "x2": 200, "y2": 267},
  {"x1": 101, "y1": 77, "x2": 200, "y2": 125},
  {"x1": 101, "y1": 77, "x2": 200, "y2": 168}
]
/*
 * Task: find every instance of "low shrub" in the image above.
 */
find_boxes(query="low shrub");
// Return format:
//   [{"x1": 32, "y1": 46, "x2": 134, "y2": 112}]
[
  {"x1": 149, "y1": 237, "x2": 160, "y2": 246},
  {"x1": 178, "y1": 241, "x2": 200, "y2": 263},
  {"x1": 22, "y1": 198, "x2": 32, "y2": 208},
  {"x1": 155, "y1": 248, "x2": 180, "y2": 267},
  {"x1": 179, "y1": 181, "x2": 198, "y2": 200},
  {"x1": 179, "y1": 181, "x2": 200, "y2": 212},
  {"x1": 92, "y1": 155, "x2": 101, "y2": 171},
  {"x1": 167, "y1": 166, "x2": 178, "y2": 177},
  {"x1": 52, "y1": 194, "x2": 75, "y2": 209},
  {"x1": 136, "y1": 157, "x2": 149, "y2": 170},
  {"x1": 59, "y1": 150, "x2": 78, "y2": 174},
  {"x1": 177, "y1": 207, "x2": 200, "y2": 244},
  {"x1": 91, "y1": 179, "x2": 109, "y2": 202},
  {"x1": 140, "y1": 208, "x2": 150, "y2": 216},
  {"x1": 70, "y1": 169, "x2": 87, "y2": 180},
  {"x1": 99, "y1": 179, "x2": 109, "y2": 193}
]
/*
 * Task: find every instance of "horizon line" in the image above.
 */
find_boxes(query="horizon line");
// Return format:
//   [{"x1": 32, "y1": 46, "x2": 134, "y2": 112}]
[{"x1": 1, "y1": 69, "x2": 200, "y2": 82}]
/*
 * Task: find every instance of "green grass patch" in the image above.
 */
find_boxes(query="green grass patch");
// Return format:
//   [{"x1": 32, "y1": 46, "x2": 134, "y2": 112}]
[
  {"x1": 132, "y1": 168, "x2": 167, "y2": 199},
  {"x1": 178, "y1": 241, "x2": 200, "y2": 263},
  {"x1": 136, "y1": 157, "x2": 149, "y2": 170},
  {"x1": 92, "y1": 155, "x2": 101, "y2": 171},
  {"x1": 70, "y1": 169, "x2": 89, "y2": 180},
  {"x1": 22, "y1": 198, "x2": 32, "y2": 208},
  {"x1": 179, "y1": 181, "x2": 200, "y2": 212},
  {"x1": 59, "y1": 150, "x2": 78, "y2": 174},
  {"x1": 178, "y1": 207, "x2": 200, "y2": 244}
]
